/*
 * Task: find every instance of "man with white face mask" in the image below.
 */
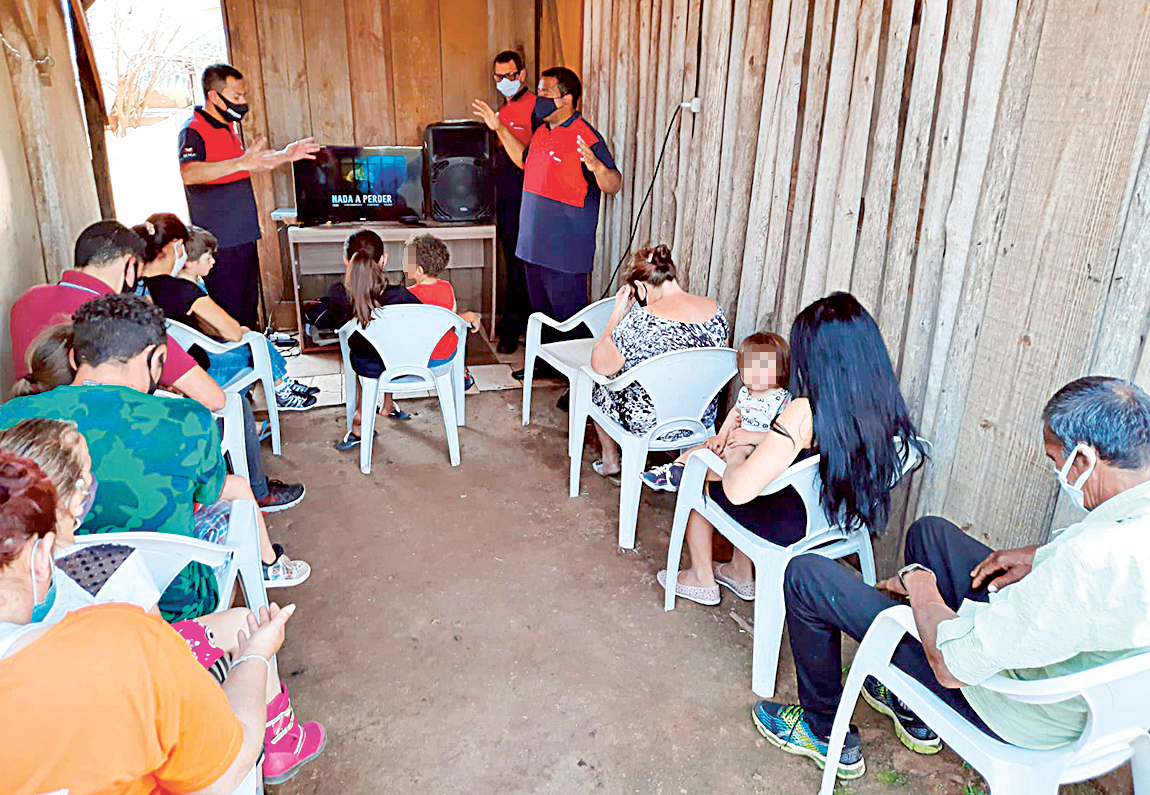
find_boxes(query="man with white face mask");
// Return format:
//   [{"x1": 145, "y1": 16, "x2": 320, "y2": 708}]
[
  {"x1": 489, "y1": 50, "x2": 537, "y2": 354},
  {"x1": 749, "y1": 376, "x2": 1150, "y2": 779}
]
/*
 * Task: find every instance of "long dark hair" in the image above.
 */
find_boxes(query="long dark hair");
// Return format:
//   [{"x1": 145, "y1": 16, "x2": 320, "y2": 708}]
[
  {"x1": 131, "y1": 213, "x2": 189, "y2": 264},
  {"x1": 344, "y1": 229, "x2": 388, "y2": 326},
  {"x1": 788, "y1": 292, "x2": 925, "y2": 533}
]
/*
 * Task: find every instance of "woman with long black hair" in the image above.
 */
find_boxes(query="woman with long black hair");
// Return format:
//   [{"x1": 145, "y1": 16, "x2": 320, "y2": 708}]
[{"x1": 658, "y1": 292, "x2": 926, "y2": 606}]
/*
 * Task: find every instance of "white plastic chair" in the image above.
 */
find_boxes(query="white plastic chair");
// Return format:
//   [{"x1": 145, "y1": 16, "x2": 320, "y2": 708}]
[
  {"x1": 71, "y1": 498, "x2": 268, "y2": 615},
  {"x1": 819, "y1": 605, "x2": 1150, "y2": 793},
  {"x1": 216, "y1": 391, "x2": 248, "y2": 481},
  {"x1": 569, "y1": 347, "x2": 738, "y2": 549},
  {"x1": 338, "y1": 305, "x2": 468, "y2": 475},
  {"x1": 664, "y1": 438, "x2": 925, "y2": 697},
  {"x1": 166, "y1": 320, "x2": 282, "y2": 456},
  {"x1": 522, "y1": 298, "x2": 615, "y2": 426}
]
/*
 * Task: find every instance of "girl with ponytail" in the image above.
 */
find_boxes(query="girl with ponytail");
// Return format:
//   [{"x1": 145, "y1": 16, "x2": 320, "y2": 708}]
[{"x1": 335, "y1": 229, "x2": 424, "y2": 451}]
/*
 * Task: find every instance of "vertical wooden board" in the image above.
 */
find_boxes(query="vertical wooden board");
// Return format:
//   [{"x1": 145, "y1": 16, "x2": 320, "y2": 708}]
[
  {"x1": 706, "y1": 0, "x2": 754, "y2": 302},
  {"x1": 441, "y1": 0, "x2": 492, "y2": 120},
  {"x1": 730, "y1": 0, "x2": 792, "y2": 337},
  {"x1": 582, "y1": 0, "x2": 597, "y2": 120},
  {"x1": 917, "y1": 0, "x2": 1018, "y2": 444},
  {"x1": 896, "y1": 0, "x2": 978, "y2": 417},
  {"x1": 346, "y1": 0, "x2": 398, "y2": 145},
  {"x1": 633, "y1": 0, "x2": 659, "y2": 248},
  {"x1": 390, "y1": 0, "x2": 445, "y2": 144},
  {"x1": 823, "y1": 0, "x2": 881, "y2": 295},
  {"x1": 669, "y1": 0, "x2": 701, "y2": 263},
  {"x1": 877, "y1": 0, "x2": 946, "y2": 360},
  {"x1": 800, "y1": 0, "x2": 860, "y2": 307},
  {"x1": 606, "y1": 0, "x2": 633, "y2": 288},
  {"x1": 934, "y1": 0, "x2": 1150, "y2": 552},
  {"x1": 685, "y1": 0, "x2": 735, "y2": 292},
  {"x1": 850, "y1": 0, "x2": 914, "y2": 312},
  {"x1": 657, "y1": 0, "x2": 692, "y2": 248},
  {"x1": 754, "y1": 0, "x2": 809, "y2": 334},
  {"x1": 648, "y1": 0, "x2": 674, "y2": 238},
  {"x1": 222, "y1": 0, "x2": 285, "y2": 311},
  {"x1": 488, "y1": 0, "x2": 535, "y2": 80},
  {"x1": 253, "y1": 0, "x2": 313, "y2": 207},
  {"x1": 777, "y1": 0, "x2": 836, "y2": 326},
  {"x1": 620, "y1": 0, "x2": 642, "y2": 270},
  {"x1": 300, "y1": 0, "x2": 353, "y2": 143},
  {"x1": 560, "y1": 0, "x2": 584, "y2": 73},
  {"x1": 1088, "y1": 91, "x2": 1150, "y2": 381}
]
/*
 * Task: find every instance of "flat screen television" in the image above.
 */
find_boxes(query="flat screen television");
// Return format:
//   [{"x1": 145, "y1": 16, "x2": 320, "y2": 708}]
[{"x1": 292, "y1": 145, "x2": 424, "y2": 225}]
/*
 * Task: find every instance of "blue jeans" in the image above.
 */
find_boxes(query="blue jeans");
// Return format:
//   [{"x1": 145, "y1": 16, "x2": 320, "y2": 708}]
[{"x1": 206, "y1": 338, "x2": 287, "y2": 388}]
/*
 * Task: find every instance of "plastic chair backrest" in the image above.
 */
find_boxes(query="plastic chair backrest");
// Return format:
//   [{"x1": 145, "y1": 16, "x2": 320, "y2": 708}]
[
  {"x1": 340, "y1": 304, "x2": 465, "y2": 376},
  {"x1": 579, "y1": 299, "x2": 617, "y2": 338},
  {"x1": 612, "y1": 347, "x2": 737, "y2": 435}
]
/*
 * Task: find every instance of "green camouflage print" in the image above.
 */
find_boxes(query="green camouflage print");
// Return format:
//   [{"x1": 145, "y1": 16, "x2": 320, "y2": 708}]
[{"x1": 0, "y1": 384, "x2": 228, "y2": 621}]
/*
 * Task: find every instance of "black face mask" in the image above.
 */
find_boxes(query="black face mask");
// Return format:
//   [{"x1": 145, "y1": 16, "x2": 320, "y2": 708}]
[
  {"x1": 533, "y1": 96, "x2": 558, "y2": 121},
  {"x1": 145, "y1": 349, "x2": 165, "y2": 395},
  {"x1": 213, "y1": 93, "x2": 249, "y2": 122},
  {"x1": 631, "y1": 283, "x2": 647, "y2": 308}
]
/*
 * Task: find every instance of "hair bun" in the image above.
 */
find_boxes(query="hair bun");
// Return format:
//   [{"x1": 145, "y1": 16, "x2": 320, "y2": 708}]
[{"x1": 653, "y1": 244, "x2": 673, "y2": 266}]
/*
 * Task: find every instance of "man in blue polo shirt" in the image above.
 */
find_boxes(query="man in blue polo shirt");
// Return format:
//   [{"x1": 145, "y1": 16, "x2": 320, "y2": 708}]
[
  {"x1": 474, "y1": 66, "x2": 621, "y2": 379},
  {"x1": 178, "y1": 63, "x2": 319, "y2": 327}
]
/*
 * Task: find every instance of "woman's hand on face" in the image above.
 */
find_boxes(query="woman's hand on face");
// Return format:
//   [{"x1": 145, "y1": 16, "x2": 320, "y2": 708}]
[{"x1": 612, "y1": 285, "x2": 635, "y2": 317}]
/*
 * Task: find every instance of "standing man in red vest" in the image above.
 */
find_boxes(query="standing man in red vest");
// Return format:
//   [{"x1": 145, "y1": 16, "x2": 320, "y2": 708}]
[
  {"x1": 490, "y1": 50, "x2": 537, "y2": 355},
  {"x1": 178, "y1": 63, "x2": 320, "y2": 328},
  {"x1": 474, "y1": 67, "x2": 622, "y2": 398}
]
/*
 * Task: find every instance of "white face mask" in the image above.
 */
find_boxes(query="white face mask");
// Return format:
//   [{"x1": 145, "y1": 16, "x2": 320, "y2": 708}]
[
  {"x1": 1053, "y1": 443, "x2": 1098, "y2": 512},
  {"x1": 171, "y1": 241, "x2": 188, "y2": 277},
  {"x1": 496, "y1": 77, "x2": 522, "y2": 98}
]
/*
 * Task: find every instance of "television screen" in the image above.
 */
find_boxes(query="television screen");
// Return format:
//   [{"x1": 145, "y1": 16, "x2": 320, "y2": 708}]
[{"x1": 293, "y1": 146, "x2": 424, "y2": 225}]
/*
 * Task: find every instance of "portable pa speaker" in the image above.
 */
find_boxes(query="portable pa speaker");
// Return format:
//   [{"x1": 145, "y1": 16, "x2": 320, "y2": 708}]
[{"x1": 423, "y1": 121, "x2": 494, "y2": 222}]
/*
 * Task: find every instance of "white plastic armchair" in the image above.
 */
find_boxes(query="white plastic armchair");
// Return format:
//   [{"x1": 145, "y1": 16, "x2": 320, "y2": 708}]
[
  {"x1": 522, "y1": 298, "x2": 615, "y2": 426},
  {"x1": 569, "y1": 346, "x2": 738, "y2": 549},
  {"x1": 819, "y1": 605, "x2": 1150, "y2": 793},
  {"x1": 664, "y1": 438, "x2": 926, "y2": 697},
  {"x1": 70, "y1": 499, "x2": 269, "y2": 615},
  {"x1": 165, "y1": 320, "x2": 282, "y2": 455},
  {"x1": 216, "y1": 391, "x2": 248, "y2": 481},
  {"x1": 338, "y1": 304, "x2": 468, "y2": 474}
]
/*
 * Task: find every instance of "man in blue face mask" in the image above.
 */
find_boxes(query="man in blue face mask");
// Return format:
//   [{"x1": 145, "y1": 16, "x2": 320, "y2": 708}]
[
  {"x1": 178, "y1": 63, "x2": 320, "y2": 329},
  {"x1": 488, "y1": 50, "x2": 537, "y2": 355},
  {"x1": 473, "y1": 67, "x2": 623, "y2": 405}
]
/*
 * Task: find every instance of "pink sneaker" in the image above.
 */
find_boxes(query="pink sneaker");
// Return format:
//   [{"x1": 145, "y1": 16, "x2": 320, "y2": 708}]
[{"x1": 263, "y1": 683, "x2": 327, "y2": 784}]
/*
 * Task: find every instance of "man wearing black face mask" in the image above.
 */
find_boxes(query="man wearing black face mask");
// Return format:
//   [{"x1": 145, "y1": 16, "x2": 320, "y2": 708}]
[
  {"x1": 178, "y1": 63, "x2": 320, "y2": 328},
  {"x1": 474, "y1": 67, "x2": 622, "y2": 399}
]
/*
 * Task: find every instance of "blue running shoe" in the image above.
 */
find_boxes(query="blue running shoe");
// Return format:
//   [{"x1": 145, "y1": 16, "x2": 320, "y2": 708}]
[
  {"x1": 861, "y1": 676, "x2": 941, "y2": 754},
  {"x1": 751, "y1": 701, "x2": 865, "y2": 780},
  {"x1": 640, "y1": 462, "x2": 684, "y2": 492}
]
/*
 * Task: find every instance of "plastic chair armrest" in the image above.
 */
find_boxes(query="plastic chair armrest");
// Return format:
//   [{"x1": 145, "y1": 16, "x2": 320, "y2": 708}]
[
  {"x1": 528, "y1": 302, "x2": 609, "y2": 334},
  {"x1": 683, "y1": 447, "x2": 727, "y2": 478},
  {"x1": 577, "y1": 363, "x2": 615, "y2": 388},
  {"x1": 977, "y1": 653, "x2": 1150, "y2": 704}
]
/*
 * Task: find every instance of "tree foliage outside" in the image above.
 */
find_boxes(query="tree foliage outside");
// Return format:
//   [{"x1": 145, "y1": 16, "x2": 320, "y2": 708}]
[{"x1": 86, "y1": 0, "x2": 226, "y2": 136}]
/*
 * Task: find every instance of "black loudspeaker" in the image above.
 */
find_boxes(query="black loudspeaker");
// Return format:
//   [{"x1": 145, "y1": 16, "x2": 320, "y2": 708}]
[{"x1": 423, "y1": 121, "x2": 494, "y2": 222}]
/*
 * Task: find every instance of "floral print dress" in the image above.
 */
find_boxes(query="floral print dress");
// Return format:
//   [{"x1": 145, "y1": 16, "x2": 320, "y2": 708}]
[{"x1": 592, "y1": 303, "x2": 730, "y2": 440}]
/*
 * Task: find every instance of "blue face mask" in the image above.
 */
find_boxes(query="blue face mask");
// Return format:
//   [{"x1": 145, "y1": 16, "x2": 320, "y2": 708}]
[
  {"x1": 77, "y1": 474, "x2": 98, "y2": 528},
  {"x1": 29, "y1": 537, "x2": 56, "y2": 623},
  {"x1": 534, "y1": 96, "x2": 558, "y2": 120}
]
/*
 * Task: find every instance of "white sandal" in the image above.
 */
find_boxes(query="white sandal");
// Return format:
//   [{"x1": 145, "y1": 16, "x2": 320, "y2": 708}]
[
  {"x1": 592, "y1": 459, "x2": 622, "y2": 486},
  {"x1": 657, "y1": 569, "x2": 720, "y2": 606}
]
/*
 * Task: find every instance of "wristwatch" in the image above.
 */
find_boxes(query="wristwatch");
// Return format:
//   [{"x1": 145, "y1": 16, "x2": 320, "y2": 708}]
[{"x1": 897, "y1": 563, "x2": 934, "y2": 591}]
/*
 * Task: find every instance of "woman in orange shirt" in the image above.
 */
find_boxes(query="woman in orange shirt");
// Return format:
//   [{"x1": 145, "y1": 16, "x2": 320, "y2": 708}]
[{"x1": 0, "y1": 447, "x2": 298, "y2": 795}]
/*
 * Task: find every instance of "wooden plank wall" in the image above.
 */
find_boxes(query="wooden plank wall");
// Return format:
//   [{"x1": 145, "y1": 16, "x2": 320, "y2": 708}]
[
  {"x1": 582, "y1": 0, "x2": 1150, "y2": 568},
  {"x1": 220, "y1": 0, "x2": 565, "y2": 317}
]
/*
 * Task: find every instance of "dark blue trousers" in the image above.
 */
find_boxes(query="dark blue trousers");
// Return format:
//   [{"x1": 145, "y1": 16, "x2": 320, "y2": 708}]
[
  {"x1": 523, "y1": 264, "x2": 589, "y2": 344},
  {"x1": 784, "y1": 516, "x2": 1002, "y2": 739}
]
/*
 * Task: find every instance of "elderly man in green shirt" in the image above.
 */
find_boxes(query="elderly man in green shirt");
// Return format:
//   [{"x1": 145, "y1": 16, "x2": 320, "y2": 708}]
[{"x1": 750, "y1": 376, "x2": 1150, "y2": 780}]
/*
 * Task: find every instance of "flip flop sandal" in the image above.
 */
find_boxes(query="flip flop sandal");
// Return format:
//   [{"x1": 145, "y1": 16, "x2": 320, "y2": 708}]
[
  {"x1": 334, "y1": 430, "x2": 378, "y2": 452},
  {"x1": 656, "y1": 569, "x2": 721, "y2": 606},
  {"x1": 592, "y1": 459, "x2": 622, "y2": 486},
  {"x1": 713, "y1": 562, "x2": 756, "y2": 601},
  {"x1": 387, "y1": 408, "x2": 412, "y2": 421}
]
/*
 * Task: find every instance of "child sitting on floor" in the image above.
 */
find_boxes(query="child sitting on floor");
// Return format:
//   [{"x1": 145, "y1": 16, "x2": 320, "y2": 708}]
[
  {"x1": 401, "y1": 234, "x2": 481, "y2": 391},
  {"x1": 641, "y1": 332, "x2": 791, "y2": 492}
]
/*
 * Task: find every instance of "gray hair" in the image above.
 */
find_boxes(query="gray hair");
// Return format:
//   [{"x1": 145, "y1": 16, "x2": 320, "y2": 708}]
[{"x1": 1042, "y1": 376, "x2": 1150, "y2": 469}]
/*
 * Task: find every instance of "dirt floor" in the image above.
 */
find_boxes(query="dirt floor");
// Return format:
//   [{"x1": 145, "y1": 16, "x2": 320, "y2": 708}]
[{"x1": 260, "y1": 386, "x2": 1135, "y2": 795}]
